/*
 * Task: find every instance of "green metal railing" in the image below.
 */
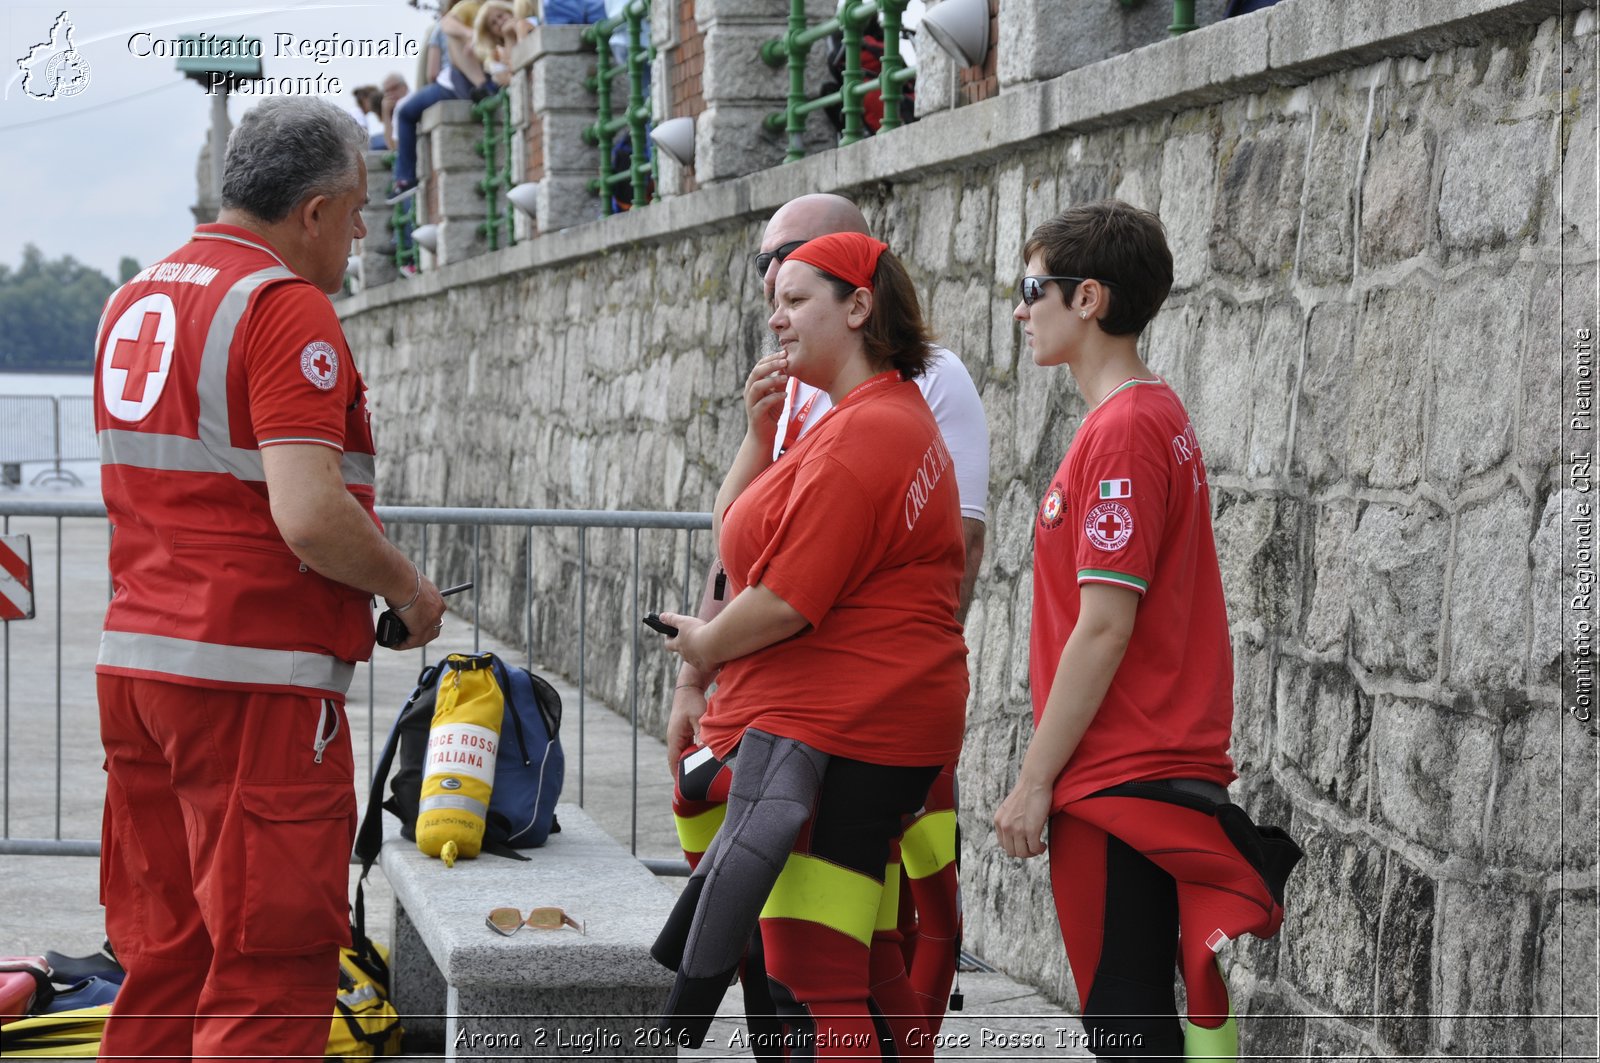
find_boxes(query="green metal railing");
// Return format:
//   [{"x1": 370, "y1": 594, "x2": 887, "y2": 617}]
[
  {"x1": 1169, "y1": 0, "x2": 1197, "y2": 34},
  {"x1": 583, "y1": 1, "x2": 654, "y2": 213},
  {"x1": 382, "y1": 151, "x2": 420, "y2": 271},
  {"x1": 1119, "y1": 0, "x2": 1199, "y2": 35},
  {"x1": 473, "y1": 90, "x2": 517, "y2": 250},
  {"x1": 759, "y1": 0, "x2": 914, "y2": 164}
]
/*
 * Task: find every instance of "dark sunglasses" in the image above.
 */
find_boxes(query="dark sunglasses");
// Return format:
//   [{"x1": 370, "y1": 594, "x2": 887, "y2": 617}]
[
  {"x1": 1021, "y1": 275, "x2": 1115, "y2": 306},
  {"x1": 755, "y1": 239, "x2": 807, "y2": 277}
]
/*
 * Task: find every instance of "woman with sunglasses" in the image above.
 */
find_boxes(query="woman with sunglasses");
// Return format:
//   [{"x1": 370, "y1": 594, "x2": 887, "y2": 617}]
[
  {"x1": 995, "y1": 200, "x2": 1298, "y2": 1061},
  {"x1": 654, "y1": 232, "x2": 967, "y2": 1059}
]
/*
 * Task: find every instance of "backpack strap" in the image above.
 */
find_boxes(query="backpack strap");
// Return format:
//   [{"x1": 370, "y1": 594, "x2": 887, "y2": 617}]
[
  {"x1": 353, "y1": 662, "x2": 443, "y2": 878},
  {"x1": 476, "y1": 654, "x2": 535, "y2": 863},
  {"x1": 493, "y1": 658, "x2": 536, "y2": 767},
  {"x1": 347, "y1": 885, "x2": 392, "y2": 995}
]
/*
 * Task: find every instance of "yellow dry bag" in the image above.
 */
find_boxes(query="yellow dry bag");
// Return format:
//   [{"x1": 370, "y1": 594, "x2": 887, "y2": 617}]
[{"x1": 415, "y1": 654, "x2": 504, "y2": 866}]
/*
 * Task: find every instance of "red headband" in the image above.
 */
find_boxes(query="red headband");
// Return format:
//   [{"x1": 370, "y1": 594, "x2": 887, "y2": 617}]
[{"x1": 784, "y1": 232, "x2": 889, "y2": 292}]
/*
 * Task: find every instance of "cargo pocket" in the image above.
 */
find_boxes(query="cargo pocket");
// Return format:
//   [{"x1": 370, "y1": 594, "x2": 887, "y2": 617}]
[{"x1": 238, "y1": 781, "x2": 356, "y2": 955}]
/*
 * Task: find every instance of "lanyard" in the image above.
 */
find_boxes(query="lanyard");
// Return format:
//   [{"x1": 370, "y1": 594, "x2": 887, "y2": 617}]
[{"x1": 778, "y1": 378, "x2": 821, "y2": 456}]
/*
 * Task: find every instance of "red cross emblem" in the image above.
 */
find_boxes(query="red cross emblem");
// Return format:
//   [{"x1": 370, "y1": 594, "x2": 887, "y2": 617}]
[
  {"x1": 101, "y1": 295, "x2": 176, "y2": 423},
  {"x1": 110, "y1": 312, "x2": 167, "y2": 403},
  {"x1": 1085, "y1": 501, "x2": 1133, "y2": 551},
  {"x1": 1039, "y1": 485, "x2": 1065, "y2": 529},
  {"x1": 300, "y1": 341, "x2": 339, "y2": 391}
]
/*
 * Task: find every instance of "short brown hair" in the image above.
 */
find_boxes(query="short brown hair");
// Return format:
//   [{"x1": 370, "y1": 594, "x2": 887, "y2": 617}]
[
  {"x1": 1023, "y1": 200, "x2": 1174, "y2": 336},
  {"x1": 810, "y1": 250, "x2": 934, "y2": 379}
]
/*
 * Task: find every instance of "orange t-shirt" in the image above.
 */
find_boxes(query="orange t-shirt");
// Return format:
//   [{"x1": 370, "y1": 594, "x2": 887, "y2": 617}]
[{"x1": 698, "y1": 372, "x2": 969, "y2": 767}]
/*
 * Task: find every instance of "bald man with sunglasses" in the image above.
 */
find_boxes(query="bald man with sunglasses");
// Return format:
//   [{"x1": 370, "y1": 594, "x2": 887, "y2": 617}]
[{"x1": 662, "y1": 193, "x2": 989, "y2": 1047}]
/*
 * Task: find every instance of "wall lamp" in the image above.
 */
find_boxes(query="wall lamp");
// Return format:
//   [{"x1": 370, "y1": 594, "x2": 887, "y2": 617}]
[
  {"x1": 507, "y1": 181, "x2": 540, "y2": 217},
  {"x1": 649, "y1": 116, "x2": 696, "y2": 168},
  {"x1": 920, "y1": 0, "x2": 990, "y2": 68}
]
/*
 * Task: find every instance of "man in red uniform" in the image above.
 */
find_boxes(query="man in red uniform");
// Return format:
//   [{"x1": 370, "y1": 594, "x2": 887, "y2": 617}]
[
  {"x1": 92, "y1": 96, "x2": 446, "y2": 1061},
  {"x1": 994, "y1": 201, "x2": 1298, "y2": 1061}
]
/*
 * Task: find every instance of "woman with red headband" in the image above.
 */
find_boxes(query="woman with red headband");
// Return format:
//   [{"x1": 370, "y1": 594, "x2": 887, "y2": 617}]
[{"x1": 652, "y1": 232, "x2": 968, "y2": 1058}]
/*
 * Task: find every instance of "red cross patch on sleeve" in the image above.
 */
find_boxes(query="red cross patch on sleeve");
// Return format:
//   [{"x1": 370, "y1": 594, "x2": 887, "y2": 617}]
[
  {"x1": 1085, "y1": 500, "x2": 1134, "y2": 551},
  {"x1": 300, "y1": 341, "x2": 339, "y2": 391}
]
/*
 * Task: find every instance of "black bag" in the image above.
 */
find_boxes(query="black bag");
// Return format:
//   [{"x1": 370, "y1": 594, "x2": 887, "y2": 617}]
[{"x1": 355, "y1": 654, "x2": 564, "y2": 872}]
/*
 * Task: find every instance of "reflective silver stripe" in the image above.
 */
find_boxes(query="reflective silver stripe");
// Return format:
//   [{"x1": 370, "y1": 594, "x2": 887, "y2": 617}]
[
  {"x1": 100, "y1": 430, "x2": 263, "y2": 478},
  {"x1": 101, "y1": 433, "x2": 373, "y2": 489},
  {"x1": 98, "y1": 630, "x2": 355, "y2": 695},
  {"x1": 418, "y1": 794, "x2": 490, "y2": 818},
  {"x1": 195, "y1": 268, "x2": 296, "y2": 479}
]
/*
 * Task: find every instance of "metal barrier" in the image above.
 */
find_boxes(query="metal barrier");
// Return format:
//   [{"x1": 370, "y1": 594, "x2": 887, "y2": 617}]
[
  {"x1": 760, "y1": 0, "x2": 914, "y2": 163},
  {"x1": 0, "y1": 498, "x2": 708, "y2": 877},
  {"x1": 0, "y1": 396, "x2": 93, "y2": 487},
  {"x1": 473, "y1": 90, "x2": 518, "y2": 251},
  {"x1": 583, "y1": 0, "x2": 654, "y2": 213}
]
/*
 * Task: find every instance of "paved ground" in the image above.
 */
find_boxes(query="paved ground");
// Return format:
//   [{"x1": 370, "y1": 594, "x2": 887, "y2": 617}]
[{"x1": 0, "y1": 488, "x2": 1086, "y2": 1058}]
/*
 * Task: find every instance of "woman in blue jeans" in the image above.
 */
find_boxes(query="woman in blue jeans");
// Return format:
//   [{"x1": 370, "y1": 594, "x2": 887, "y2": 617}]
[{"x1": 389, "y1": 1, "x2": 492, "y2": 201}]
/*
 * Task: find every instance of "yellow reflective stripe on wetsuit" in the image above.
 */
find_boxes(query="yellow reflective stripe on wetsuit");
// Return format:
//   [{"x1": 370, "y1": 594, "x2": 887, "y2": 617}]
[
  {"x1": 900, "y1": 808, "x2": 957, "y2": 878},
  {"x1": 760, "y1": 853, "x2": 882, "y2": 948},
  {"x1": 673, "y1": 803, "x2": 727, "y2": 856},
  {"x1": 874, "y1": 860, "x2": 902, "y2": 932}
]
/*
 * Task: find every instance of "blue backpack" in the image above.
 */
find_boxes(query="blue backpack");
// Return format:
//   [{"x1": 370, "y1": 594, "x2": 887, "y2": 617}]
[{"x1": 355, "y1": 653, "x2": 564, "y2": 868}]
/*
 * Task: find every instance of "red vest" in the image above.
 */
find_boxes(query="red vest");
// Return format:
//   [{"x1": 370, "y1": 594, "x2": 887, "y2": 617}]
[{"x1": 94, "y1": 227, "x2": 378, "y2": 697}]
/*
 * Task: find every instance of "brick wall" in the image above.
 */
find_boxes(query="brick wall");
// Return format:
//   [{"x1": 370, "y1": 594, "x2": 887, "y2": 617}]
[
  {"x1": 524, "y1": 109, "x2": 545, "y2": 183},
  {"x1": 665, "y1": 0, "x2": 705, "y2": 192}
]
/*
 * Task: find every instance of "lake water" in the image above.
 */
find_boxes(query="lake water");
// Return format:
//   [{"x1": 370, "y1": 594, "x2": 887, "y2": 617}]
[{"x1": 0, "y1": 371, "x2": 98, "y2": 494}]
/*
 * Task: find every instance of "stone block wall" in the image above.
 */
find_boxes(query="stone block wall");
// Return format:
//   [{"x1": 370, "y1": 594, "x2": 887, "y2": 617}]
[{"x1": 341, "y1": 2, "x2": 1598, "y2": 1055}]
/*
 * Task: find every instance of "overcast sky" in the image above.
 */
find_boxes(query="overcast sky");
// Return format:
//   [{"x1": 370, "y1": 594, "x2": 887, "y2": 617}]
[
  {"x1": 1, "y1": 2, "x2": 438, "y2": 280},
  {"x1": 0, "y1": 0, "x2": 932, "y2": 283}
]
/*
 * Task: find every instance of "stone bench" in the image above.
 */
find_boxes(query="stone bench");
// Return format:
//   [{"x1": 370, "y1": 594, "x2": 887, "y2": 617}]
[{"x1": 381, "y1": 802, "x2": 677, "y2": 1059}]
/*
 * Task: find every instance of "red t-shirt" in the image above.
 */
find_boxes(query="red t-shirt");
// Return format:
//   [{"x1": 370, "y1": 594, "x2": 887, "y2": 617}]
[
  {"x1": 699, "y1": 372, "x2": 969, "y2": 767},
  {"x1": 1030, "y1": 377, "x2": 1236, "y2": 808}
]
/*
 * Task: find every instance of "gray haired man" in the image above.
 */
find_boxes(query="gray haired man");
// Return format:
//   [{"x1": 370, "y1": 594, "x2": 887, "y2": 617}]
[{"x1": 92, "y1": 97, "x2": 444, "y2": 1058}]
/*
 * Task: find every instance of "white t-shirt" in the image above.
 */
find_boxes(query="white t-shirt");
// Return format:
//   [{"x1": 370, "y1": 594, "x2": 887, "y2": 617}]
[{"x1": 773, "y1": 345, "x2": 990, "y2": 523}]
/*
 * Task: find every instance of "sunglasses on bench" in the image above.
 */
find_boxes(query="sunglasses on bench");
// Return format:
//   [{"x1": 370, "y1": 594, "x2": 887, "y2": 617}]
[{"x1": 485, "y1": 906, "x2": 586, "y2": 936}]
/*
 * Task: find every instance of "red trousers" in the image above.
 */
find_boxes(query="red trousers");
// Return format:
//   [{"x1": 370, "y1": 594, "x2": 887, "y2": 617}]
[{"x1": 97, "y1": 675, "x2": 356, "y2": 1062}]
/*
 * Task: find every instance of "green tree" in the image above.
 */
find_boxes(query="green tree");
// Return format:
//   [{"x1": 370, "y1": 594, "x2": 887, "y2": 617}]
[
  {"x1": 118, "y1": 256, "x2": 141, "y2": 284},
  {"x1": 0, "y1": 245, "x2": 115, "y2": 372}
]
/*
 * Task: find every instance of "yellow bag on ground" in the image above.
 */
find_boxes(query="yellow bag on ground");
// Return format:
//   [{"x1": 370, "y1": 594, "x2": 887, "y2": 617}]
[
  {"x1": 0, "y1": 947, "x2": 402, "y2": 1060},
  {"x1": 327, "y1": 939, "x2": 403, "y2": 1060},
  {"x1": 0, "y1": 1004, "x2": 109, "y2": 1058}
]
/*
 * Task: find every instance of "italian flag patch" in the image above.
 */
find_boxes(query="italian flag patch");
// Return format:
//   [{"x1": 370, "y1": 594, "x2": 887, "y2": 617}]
[{"x1": 1099, "y1": 479, "x2": 1131, "y2": 499}]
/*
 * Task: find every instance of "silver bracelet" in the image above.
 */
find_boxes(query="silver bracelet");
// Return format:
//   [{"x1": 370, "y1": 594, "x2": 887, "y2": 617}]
[{"x1": 393, "y1": 562, "x2": 421, "y2": 613}]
